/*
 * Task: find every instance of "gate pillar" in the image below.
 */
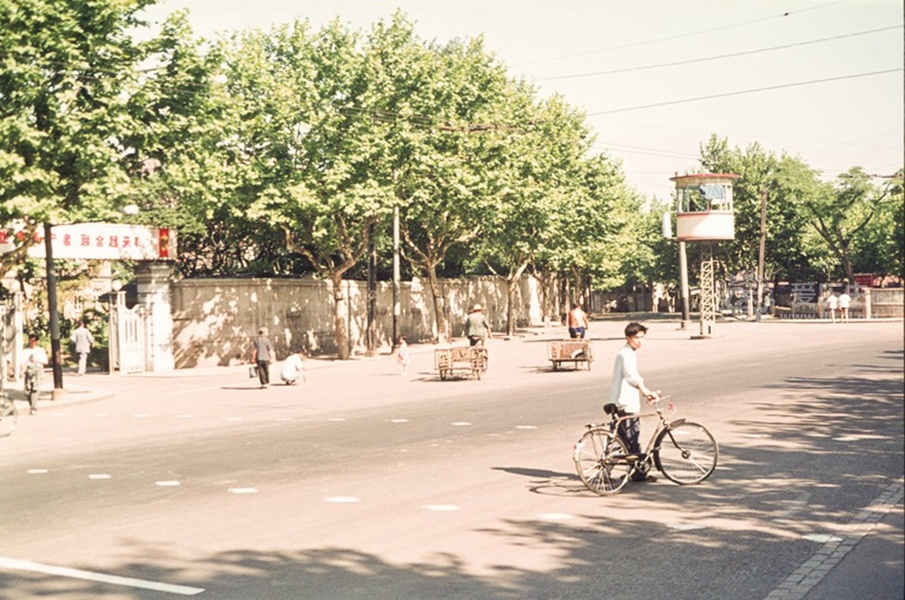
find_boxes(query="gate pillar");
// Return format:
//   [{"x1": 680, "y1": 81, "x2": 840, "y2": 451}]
[{"x1": 136, "y1": 262, "x2": 175, "y2": 372}]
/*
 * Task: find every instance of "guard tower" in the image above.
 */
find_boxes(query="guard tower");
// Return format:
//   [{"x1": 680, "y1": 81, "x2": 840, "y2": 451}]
[{"x1": 671, "y1": 173, "x2": 739, "y2": 338}]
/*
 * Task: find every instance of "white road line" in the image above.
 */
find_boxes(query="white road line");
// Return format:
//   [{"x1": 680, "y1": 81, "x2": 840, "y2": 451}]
[
  {"x1": 0, "y1": 557, "x2": 205, "y2": 596},
  {"x1": 325, "y1": 496, "x2": 360, "y2": 503}
]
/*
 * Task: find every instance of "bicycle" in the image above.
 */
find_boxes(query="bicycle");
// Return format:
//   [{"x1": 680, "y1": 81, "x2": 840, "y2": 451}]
[
  {"x1": 573, "y1": 395, "x2": 718, "y2": 495},
  {"x1": 0, "y1": 392, "x2": 17, "y2": 437}
]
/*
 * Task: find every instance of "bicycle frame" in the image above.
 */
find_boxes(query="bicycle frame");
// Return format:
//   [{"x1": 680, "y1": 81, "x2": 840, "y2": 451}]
[{"x1": 599, "y1": 399, "x2": 683, "y2": 474}]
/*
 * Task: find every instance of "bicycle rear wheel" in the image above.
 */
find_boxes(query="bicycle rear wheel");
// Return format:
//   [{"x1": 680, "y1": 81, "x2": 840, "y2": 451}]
[
  {"x1": 573, "y1": 428, "x2": 631, "y2": 495},
  {"x1": 654, "y1": 422, "x2": 718, "y2": 485},
  {"x1": 0, "y1": 397, "x2": 17, "y2": 437}
]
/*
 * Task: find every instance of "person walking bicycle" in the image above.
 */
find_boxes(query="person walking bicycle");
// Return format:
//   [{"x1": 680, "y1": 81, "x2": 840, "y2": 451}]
[{"x1": 610, "y1": 322, "x2": 659, "y2": 482}]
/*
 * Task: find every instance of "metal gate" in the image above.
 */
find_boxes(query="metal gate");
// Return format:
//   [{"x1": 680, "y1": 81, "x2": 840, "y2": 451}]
[{"x1": 109, "y1": 292, "x2": 147, "y2": 374}]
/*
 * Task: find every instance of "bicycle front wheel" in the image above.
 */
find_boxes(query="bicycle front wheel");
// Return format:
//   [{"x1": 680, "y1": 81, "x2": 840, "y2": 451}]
[
  {"x1": 0, "y1": 397, "x2": 17, "y2": 437},
  {"x1": 573, "y1": 428, "x2": 631, "y2": 495},
  {"x1": 654, "y1": 422, "x2": 718, "y2": 485}
]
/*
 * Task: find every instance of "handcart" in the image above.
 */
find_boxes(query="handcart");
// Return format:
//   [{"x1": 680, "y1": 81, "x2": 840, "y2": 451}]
[
  {"x1": 547, "y1": 339, "x2": 593, "y2": 371},
  {"x1": 435, "y1": 346, "x2": 488, "y2": 380}
]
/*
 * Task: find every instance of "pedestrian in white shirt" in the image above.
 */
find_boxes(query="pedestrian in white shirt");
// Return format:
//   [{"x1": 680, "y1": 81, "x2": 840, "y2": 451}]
[{"x1": 611, "y1": 322, "x2": 659, "y2": 482}]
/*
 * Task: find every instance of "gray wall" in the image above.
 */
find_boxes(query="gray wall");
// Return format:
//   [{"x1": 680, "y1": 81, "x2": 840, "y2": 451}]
[{"x1": 170, "y1": 275, "x2": 545, "y2": 368}]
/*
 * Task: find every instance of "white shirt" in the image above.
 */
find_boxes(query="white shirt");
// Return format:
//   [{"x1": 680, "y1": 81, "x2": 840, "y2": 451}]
[
  {"x1": 826, "y1": 295, "x2": 838, "y2": 309},
  {"x1": 611, "y1": 343, "x2": 644, "y2": 414},
  {"x1": 838, "y1": 293, "x2": 851, "y2": 308},
  {"x1": 280, "y1": 354, "x2": 305, "y2": 382}
]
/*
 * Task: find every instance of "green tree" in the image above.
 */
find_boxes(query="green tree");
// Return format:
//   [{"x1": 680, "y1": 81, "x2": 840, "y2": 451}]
[
  {"x1": 0, "y1": 0, "x2": 156, "y2": 273},
  {"x1": 699, "y1": 136, "x2": 822, "y2": 282},
  {"x1": 804, "y1": 167, "x2": 903, "y2": 284}
]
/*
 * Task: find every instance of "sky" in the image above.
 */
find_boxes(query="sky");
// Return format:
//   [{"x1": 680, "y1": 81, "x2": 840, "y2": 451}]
[{"x1": 139, "y1": 0, "x2": 904, "y2": 203}]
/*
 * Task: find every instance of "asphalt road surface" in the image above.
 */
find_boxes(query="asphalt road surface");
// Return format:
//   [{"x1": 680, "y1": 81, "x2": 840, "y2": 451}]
[{"x1": 1, "y1": 320, "x2": 902, "y2": 600}]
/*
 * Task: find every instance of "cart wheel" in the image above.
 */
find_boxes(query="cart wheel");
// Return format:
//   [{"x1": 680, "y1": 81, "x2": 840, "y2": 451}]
[{"x1": 553, "y1": 362, "x2": 559, "y2": 371}]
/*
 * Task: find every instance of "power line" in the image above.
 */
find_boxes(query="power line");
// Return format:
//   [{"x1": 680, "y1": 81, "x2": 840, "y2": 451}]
[
  {"x1": 587, "y1": 69, "x2": 903, "y2": 116},
  {"x1": 540, "y1": 26, "x2": 901, "y2": 81},
  {"x1": 514, "y1": 0, "x2": 849, "y2": 68}
]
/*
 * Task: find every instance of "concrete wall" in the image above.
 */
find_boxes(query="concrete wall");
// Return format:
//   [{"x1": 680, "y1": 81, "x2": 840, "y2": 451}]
[
  {"x1": 170, "y1": 275, "x2": 542, "y2": 368},
  {"x1": 870, "y1": 287, "x2": 903, "y2": 318}
]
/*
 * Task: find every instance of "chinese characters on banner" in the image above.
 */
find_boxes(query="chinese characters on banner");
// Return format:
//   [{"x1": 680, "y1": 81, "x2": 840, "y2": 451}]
[{"x1": 24, "y1": 223, "x2": 177, "y2": 261}]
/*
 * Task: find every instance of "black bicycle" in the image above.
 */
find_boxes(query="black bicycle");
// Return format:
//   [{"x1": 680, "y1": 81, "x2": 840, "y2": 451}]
[{"x1": 573, "y1": 396, "x2": 718, "y2": 495}]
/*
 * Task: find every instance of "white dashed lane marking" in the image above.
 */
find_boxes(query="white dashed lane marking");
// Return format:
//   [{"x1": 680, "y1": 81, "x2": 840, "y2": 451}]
[
  {"x1": 0, "y1": 557, "x2": 205, "y2": 596},
  {"x1": 88, "y1": 474, "x2": 112, "y2": 480},
  {"x1": 325, "y1": 496, "x2": 360, "y2": 503},
  {"x1": 423, "y1": 504, "x2": 460, "y2": 511},
  {"x1": 228, "y1": 487, "x2": 258, "y2": 494}
]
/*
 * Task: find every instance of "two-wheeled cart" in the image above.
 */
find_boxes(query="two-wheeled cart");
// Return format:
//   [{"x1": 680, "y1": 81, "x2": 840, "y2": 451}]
[
  {"x1": 435, "y1": 346, "x2": 488, "y2": 380},
  {"x1": 547, "y1": 339, "x2": 593, "y2": 371}
]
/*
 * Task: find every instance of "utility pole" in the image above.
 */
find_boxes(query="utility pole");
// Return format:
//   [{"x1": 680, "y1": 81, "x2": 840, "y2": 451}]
[
  {"x1": 392, "y1": 205, "x2": 400, "y2": 351},
  {"x1": 44, "y1": 223, "x2": 65, "y2": 400},
  {"x1": 756, "y1": 188, "x2": 767, "y2": 322},
  {"x1": 367, "y1": 223, "x2": 378, "y2": 357}
]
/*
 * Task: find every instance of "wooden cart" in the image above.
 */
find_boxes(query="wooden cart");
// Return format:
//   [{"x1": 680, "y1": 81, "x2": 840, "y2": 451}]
[
  {"x1": 547, "y1": 339, "x2": 593, "y2": 371},
  {"x1": 435, "y1": 346, "x2": 488, "y2": 380}
]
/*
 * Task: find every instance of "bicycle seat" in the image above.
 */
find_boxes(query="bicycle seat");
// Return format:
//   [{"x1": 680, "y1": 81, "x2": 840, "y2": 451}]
[{"x1": 603, "y1": 403, "x2": 618, "y2": 415}]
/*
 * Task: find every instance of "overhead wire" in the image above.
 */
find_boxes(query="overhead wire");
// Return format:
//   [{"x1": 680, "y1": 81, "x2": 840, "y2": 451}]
[
  {"x1": 513, "y1": 0, "x2": 850, "y2": 67},
  {"x1": 540, "y1": 25, "x2": 901, "y2": 81},
  {"x1": 587, "y1": 69, "x2": 903, "y2": 116}
]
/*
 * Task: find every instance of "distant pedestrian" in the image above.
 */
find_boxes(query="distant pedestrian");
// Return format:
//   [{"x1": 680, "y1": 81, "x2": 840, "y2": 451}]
[
  {"x1": 70, "y1": 319, "x2": 94, "y2": 375},
  {"x1": 838, "y1": 291, "x2": 851, "y2": 323},
  {"x1": 465, "y1": 304, "x2": 490, "y2": 347},
  {"x1": 21, "y1": 333, "x2": 48, "y2": 415},
  {"x1": 825, "y1": 292, "x2": 838, "y2": 323},
  {"x1": 568, "y1": 303, "x2": 589, "y2": 339},
  {"x1": 396, "y1": 336, "x2": 410, "y2": 374},
  {"x1": 280, "y1": 350, "x2": 306, "y2": 385},
  {"x1": 251, "y1": 328, "x2": 274, "y2": 388}
]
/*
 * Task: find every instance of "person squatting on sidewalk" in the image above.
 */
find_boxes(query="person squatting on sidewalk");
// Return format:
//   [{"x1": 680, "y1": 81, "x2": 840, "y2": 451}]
[{"x1": 280, "y1": 350, "x2": 306, "y2": 385}]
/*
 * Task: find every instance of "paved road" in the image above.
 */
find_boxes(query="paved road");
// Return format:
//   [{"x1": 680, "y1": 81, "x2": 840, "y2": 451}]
[{"x1": 0, "y1": 319, "x2": 901, "y2": 599}]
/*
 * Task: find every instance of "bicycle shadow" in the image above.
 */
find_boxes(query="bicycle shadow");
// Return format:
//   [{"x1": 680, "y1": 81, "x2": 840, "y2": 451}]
[{"x1": 492, "y1": 466, "x2": 590, "y2": 497}]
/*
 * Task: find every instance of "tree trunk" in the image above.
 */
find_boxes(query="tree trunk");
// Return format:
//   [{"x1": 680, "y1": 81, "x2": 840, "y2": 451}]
[
  {"x1": 424, "y1": 265, "x2": 448, "y2": 344},
  {"x1": 331, "y1": 274, "x2": 351, "y2": 360}
]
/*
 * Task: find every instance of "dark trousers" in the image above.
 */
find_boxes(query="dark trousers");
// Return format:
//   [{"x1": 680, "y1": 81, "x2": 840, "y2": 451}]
[
  {"x1": 256, "y1": 360, "x2": 270, "y2": 385},
  {"x1": 568, "y1": 327, "x2": 586, "y2": 339},
  {"x1": 617, "y1": 416, "x2": 642, "y2": 455},
  {"x1": 617, "y1": 416, "x2": 650, "y2": 480}
]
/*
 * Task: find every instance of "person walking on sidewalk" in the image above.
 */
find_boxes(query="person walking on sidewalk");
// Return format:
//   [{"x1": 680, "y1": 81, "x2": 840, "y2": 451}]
[
  {"x1": 251, "y1": 328, "x2": 274, "y2": 388},
  {"x1": 611, "y1": 322, "x2": 660, "y2": 482},
  {"x1": 825, "y1": 291, "x2": 838, "y2": 323},
  {"x1": 396, "y1": 336, "x2": 410, "y2": 374},
  {"x1": 839, "y1": 290, "x2": 851, "y2": 323},
  {"x1": 465, "y1": 304, "x2": 490, "y2": 347},
  {"x1": 568, "y1": 303, "x2": 589, "y2": 339},
  {"x1": 21, "y1": 333, "x2": 48, "y2": 415},
  {"x1": 70, "y1": 319, "x2": 94, "y2": 376}
]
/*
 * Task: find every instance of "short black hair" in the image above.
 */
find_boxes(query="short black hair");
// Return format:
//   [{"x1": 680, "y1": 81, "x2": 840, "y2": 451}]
[
  {"x1": 28, "y1": 333, "x2": 39, "y2": 341},
  {"x1": 624, "y1": 322, "x2": 647, "y2": 338}
]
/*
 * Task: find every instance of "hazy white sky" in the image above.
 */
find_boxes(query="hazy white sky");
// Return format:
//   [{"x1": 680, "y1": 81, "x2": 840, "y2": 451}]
[{"x1": 140, "y1": 0, "x2": 903, "y2": 201}]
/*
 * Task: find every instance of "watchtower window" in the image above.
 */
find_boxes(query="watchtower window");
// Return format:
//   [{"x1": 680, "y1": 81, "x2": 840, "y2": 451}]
[{"x1": 678, "y1": 183, "x2": 733, "y2": 213}]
